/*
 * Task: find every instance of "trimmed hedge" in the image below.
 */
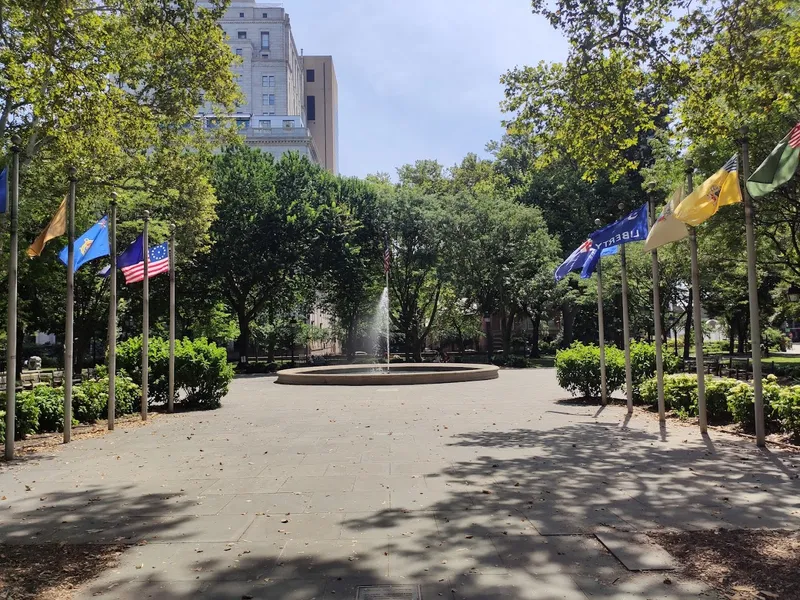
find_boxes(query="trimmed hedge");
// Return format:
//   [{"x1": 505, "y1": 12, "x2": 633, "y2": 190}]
[
  {"x1": 117, "y1": 336, "x2": 233, "y2": 409},
  {"x1": 640, "y1": 372, "x2": 800, "y2": 439},
  {"x1": 555, "y1": 341, "x2": 677, "y2": 400}
]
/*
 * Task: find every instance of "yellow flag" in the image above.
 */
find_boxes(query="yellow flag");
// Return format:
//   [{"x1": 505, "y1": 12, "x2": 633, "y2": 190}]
[
  {"x1": 673, "y1": 155, "x2": 742, "y2": 226},
  {"x1": 27, "y1": 196, "x2": 67, "y2": 257},
  {"x1": 644, "y1": 184, "x2": 689, "y2": 251}
]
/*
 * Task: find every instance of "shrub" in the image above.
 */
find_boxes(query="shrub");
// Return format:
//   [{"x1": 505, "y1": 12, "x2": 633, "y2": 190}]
[
  {"x1": 110, "y1": 374, "x2": 140, "y2": 416},
  {"x1": 73, "y1": 379, "x2": 107, "y2": 424},
  {"x1": 3, "y1": 391, "x2": 41, "y2": 440},
  {"x1": 763, "y1": 327, "x2": 790, "y2": 354},
  {"x1": 32, "y1": 385, "x2": 66, "y2": 432},
  {"x1": 117, "y1": 336, "x2": 170, "y2": 405},
  {"x1": 629, "y1": 342, "x2": 680, "y2": 401},
  {"x1": 176, "y1": 338, "x2": 234, "y2": 409},
  {"x1": 770, "y1": 384, "x2": 800, "y2": 440},
  {"x1": 555, "y1": 342, "x2": 624, "y2": 399},
  {"x1": 704, "y1": 377, "x2": 740, "y2": 422},
  {"x1": 0, "y1": 410, "x2": 5, "y2": 444},
  {"x1": 727, "y1": 375, "x2": 783, "y2": 433}
]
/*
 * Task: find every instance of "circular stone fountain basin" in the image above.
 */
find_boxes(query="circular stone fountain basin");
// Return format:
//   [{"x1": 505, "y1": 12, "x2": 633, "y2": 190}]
[{"x1": 276, "y1": 363, "x2": 499, "y2": 385}]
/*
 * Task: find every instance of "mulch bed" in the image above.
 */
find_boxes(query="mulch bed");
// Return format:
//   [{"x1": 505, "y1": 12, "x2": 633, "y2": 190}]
[
  {"x1": 652, "y1": 529, "x2": 800, "y2": 599},
  {"x1": 0, "y1": 543, "x2": 127, "y2": 599}
]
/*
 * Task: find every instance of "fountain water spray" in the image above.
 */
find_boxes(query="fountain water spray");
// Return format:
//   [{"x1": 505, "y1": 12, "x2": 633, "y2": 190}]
[{"x1": 372, "y1": 287, "x2": 390, "y2": 372}]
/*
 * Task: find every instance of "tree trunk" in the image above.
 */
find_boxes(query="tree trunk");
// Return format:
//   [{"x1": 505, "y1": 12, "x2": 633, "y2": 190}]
[
  {"x1": 531, "y1": 314, "x2": 541, "y2": 358},
  {"x1": 500, "y1": 312, "x2": 514, "y2": 356},
  {"x1": 345, "y1": 322, "x2": 356, "y2": 361},
  {"x1": 236, "y1": 308, "x2": 250, "y2": 363},
  {"x1": 683, "y1": 294, "x2": 692, "y2": 360},
  {"x1": 728, "y1": 326, "x2": 735, "y2": 356}
]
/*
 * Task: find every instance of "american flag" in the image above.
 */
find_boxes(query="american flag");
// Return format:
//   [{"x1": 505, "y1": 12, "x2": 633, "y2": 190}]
[
  {"x1": 122, "y1": 242, "x2": 169, "y2": 284},
  {"x1": 384, "y1": 244, "x2": 391, "y2": 275},
  {"x1": 789, "y1": 123, "x2": 800, "y2": 149}
]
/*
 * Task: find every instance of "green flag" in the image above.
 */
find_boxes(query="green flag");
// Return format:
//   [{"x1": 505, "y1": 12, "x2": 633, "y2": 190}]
[{"x1": 746, "y1": 123, "x2": 800, "y2": 198}]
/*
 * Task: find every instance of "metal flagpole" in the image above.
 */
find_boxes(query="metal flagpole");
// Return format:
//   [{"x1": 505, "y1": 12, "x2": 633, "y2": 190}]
[
  {"x1": 4, "y1": 136, "x2": 21, "y2": 460},
  {"x1": 685, "y1": 159, "x2": 707, "y2": 433},
  {"x1": 648, "y1": 189, "x2": 666, "y2": 421},
  {"x1": 739, "y1": 127, "x2": 765, "y2": 446},
  {"x1": 64, "y1": 166, "x2": 77, "y2": 443},
  {"x1": 168, "y1": 223, "x2": 176, "y2": 414},
  {"x1": 108, "y1": 193, "x2": 117, "y2": 430},
  {"x1": 141, "y1": 210, "x2": 149, "y2": 421},
  {"x1": 595, "y1": 218, "x2": 608, "y2": 406},
  {"x1": 618, "y1": 203, "x2": 633, "y2": 414},
  {"x1": 384, "y1": 232, "x2": 390, "y2": 372}
]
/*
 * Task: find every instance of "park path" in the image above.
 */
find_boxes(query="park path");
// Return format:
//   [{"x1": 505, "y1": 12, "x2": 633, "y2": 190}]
[{"x1": 1, "y1": 369, "x2": 799, "y2": 599}]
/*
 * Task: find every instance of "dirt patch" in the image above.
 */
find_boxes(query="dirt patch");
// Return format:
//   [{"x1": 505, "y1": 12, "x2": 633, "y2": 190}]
[
  {"x1": 3, "y1": 414, "x2": 156, "y2": 462},
  {"x1": 652, "y1": 529, "x2": 800, "y2": 599},
  {"x1": 0, "y1": 543, "x2": 127, "y2": 599}
]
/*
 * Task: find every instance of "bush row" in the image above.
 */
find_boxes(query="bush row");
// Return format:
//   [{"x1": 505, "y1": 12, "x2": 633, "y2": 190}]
[
  {"x1": 117, "y1": 336, "x2": 234, "y2": 409},
  {"x1": 641, "y1": 373, "x2": 800, "y2": 439},
  {"x1": 0, "y1": 374, "x2": 140, "y2": 443},
  {"x1": 555, "y1": 342, "x2": 680, "y2": 400}
]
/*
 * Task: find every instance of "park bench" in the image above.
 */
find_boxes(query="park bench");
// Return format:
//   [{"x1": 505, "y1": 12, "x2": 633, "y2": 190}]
[
  {"x1": 725, "y1": 357, "x2": 751, "y2": 381},
  {"x1": 685, "y1": 355, "x2": 721, "y2": 376}
]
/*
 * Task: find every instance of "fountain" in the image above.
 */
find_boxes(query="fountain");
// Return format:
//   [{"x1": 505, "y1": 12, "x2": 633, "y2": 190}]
[{"x1": 276, "y1": 269, "x2": 499, "y2": 385}]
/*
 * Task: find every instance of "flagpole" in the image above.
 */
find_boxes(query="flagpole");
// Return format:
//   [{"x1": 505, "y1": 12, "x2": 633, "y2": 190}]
[
  {"x1": 685, "y1": 159, "x2": 707, "y2": 433},
  {"x1": 168, "y1": 223, "x2": 175, "y2": 414},
  {"x1": 618, "y1": 203, "x2": 634, "y2": 414},
  {"x1": 4, "y1": 136, "x2": 21, "y2": 460},
  {"x1": 384, "y1": 232, "x2": 390, "y2": 373},
  {"x1": 647, "y1": 187, "x2": 666, "y2": 421},
  {"x1": 141, "y1": 210, "x2": 149, "y2": 421},
  {"x1": 64, "y1": 166, "x2": 77, "y2": 443},
  {"x1": 739, "y1": 126, "x2": 765, "y2": 446},
  {"x1": 108, "y1": 193, "x2": 117, "y2": 430},
  {"x1": 595, "y1": 217, "x2": 608, "y2": 406}
]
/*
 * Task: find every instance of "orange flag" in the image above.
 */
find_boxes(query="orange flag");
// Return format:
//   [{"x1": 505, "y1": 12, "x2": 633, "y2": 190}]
[{"x1": 27, "y1": 197, "x2": 67, "y2": 257}]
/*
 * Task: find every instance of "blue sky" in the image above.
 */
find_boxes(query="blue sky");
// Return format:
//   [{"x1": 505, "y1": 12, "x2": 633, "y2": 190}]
[{"x1": 287, "y1": 1, "x2": 568, "y2": 178}]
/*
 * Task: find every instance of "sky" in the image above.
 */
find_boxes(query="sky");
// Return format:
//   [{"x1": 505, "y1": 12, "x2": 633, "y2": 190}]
[{"x1": 286, "y1": 0, "x2": 569, "y2": 178}]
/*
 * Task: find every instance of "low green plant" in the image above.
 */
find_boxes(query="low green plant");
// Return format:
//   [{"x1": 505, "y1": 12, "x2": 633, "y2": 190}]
[
  {"x1": 726, "y1": 375, "x2": 783, "y2": 432},
  {"x1": 770, "y1": 384, "x2": 800, "y2": 440},
  {"x1": 32, "y1": 385, "x2": 66, "y2": 432},
  {"x1": 704, "y1": 377, "x2": 741, "y2": 422},
  {"x1": 177, "y1": 337, "x2": 234, "y2": 409},
  {"x1": 629, "y1": 341, "x2": 680, "y2": 401},
  {"x1": 555, "y1": 342, "x2": 624, "y2": 398},
  {"x1": 3, "y1": 390, "x2": 41, "y2": 440},
  {"x1": 73, "y1": 379, "x2": 108, "y2": 424},
  {"x1": 0, "y1": 410, "x2": 5, "y2": 444}
]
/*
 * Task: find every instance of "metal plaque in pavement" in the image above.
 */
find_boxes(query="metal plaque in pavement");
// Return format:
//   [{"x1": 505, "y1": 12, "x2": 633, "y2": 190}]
[{"x1": 355, "y1": 584, "x2": 422, "y2": 600}]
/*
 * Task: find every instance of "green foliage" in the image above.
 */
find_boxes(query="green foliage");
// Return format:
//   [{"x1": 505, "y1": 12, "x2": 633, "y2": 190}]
[
  {"x1": 73, "y1": 380, "x2": 107, "y2": 424},
  {"x1": 31, "y1": 386, "x2": 66, "y2": 433},
  {"x1": 770, "y1": 385, "x2": 800, "y2": 440},
  {"x1": 555, "y1": 342, "x2": 625, "y2": 398},
  {"x1": 763, "y1": 327, "x2": 790, "y2": 354},
  {"x1": 177, "y1": 338, "x2": 234, "y2": 409},
  {"x1": 641, "y1": 374, "x2": 699, "y2": 417},
  {"x1": 11, "y1": 391, "x2": 40, "y2": 440},
  {"x1": 727, "y1": 375, "x2": 783, "y2": 433},
  {"x1": 117, "y1": 336, "x2": 231, "y2": 409},
  {"x1": 629, "y1": 341, "x2": 680, "y2": 401},
  {"x1": 0, "y1": 411, "x2": 4, "y2": 445},
  {"x1": 109, "y1": 375, "x2": 141, "y2": 416},
  {"x1": 117, "y1": 336, "x2": 170, "y2": 405}
]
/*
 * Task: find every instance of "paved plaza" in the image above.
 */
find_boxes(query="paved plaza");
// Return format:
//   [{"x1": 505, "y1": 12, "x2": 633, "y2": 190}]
[{"x1": 1, "y1": 369, "x2": 799, "y2": 599}]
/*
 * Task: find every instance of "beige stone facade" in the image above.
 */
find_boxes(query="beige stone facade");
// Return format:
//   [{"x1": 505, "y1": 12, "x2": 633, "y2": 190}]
[{"x1": 302, "y1": 56, "x2": 339, "y2": 174}]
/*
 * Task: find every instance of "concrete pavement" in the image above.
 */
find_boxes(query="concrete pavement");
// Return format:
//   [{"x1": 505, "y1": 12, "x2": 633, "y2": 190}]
[{"x1": 1, "y1": 369, "x2": 799, "y2": 598}]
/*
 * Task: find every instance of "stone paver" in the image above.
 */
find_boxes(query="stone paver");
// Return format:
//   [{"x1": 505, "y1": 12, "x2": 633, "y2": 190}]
[{"x1": 2, "y1": 369, "x2": 799, "y2": 598}]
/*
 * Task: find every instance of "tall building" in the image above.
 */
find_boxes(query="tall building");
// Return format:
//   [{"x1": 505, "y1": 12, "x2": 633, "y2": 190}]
[
  {"x1": 302, "y1": 56, "x2": 338, "y2": 174},
  {"x1": 205, "y1": 0, "x2": 338, "y2": 173}
]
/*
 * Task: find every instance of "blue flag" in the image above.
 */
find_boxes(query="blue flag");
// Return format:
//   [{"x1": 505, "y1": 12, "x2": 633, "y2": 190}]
[
  {"x1": 580, "y1": 204, "x2": 649, "y2": 278},
  {"x1": 58, "y1": 215, "x2": 110, "y2": 272},
  {"x1": 555, "y1": 240, "x2": 618, "y2": 281},
  {"x1": 0, "y1": 168, "x2": 7, "y2": 213},
  {"x1": 117, "y1": 234, "x2": 145, "y2": 269}
]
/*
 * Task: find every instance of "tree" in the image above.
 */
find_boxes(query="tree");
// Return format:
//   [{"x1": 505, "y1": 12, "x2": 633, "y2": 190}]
[
  {"x1": 384, "y1": 187, "x2": 446, "y2": 361},
  {"x1": 198, "y1": 147, "x2": 326, "y2": 360}
]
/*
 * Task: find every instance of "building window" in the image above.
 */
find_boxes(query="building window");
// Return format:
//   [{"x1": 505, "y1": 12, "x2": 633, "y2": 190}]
[
  {"x1": 260, "y1": 32, "x2": 269, "y2": 49},
  {"x1": 283, "y1": 120, "x2": 294, "y2": 128},
  {"x1": 262, "y1": 12, "x2": 269, "y2": 18},
  {"x1": 239, "y1": 12, "x2": 244, "y2": 17},
  {"x1": 235, "y1": 48, "x2": 242, "y2": 56},
  {"x1": 262, "y1": 75, "x2": 275, "y2": 87},
  {"x1": 306, "y1": 69, "x2": 315, "y2": 82},
  {"x1": 307, "y1": 95, "x2": 316, "y2": 121},
  {"x1": 235, "y1": 118, "x2": 250, "y2": 129},
  {"x1": 237, "y1": 31, "x2": 246, "y2": 39},
  {"x1": 262, "y1": 94, "x2": 275, "y2": 106},
  {"x1": 259, "y1": 119, "x2": 271, "y2": 129}
]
